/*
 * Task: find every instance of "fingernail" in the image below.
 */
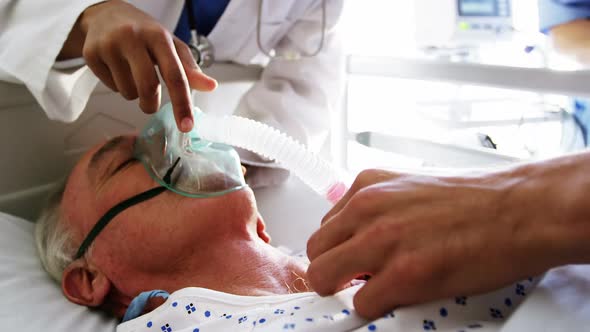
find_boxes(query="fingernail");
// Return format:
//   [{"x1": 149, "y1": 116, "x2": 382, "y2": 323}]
[{"x1": 181, "y1": 117, "x2": 193, "y2": 132}]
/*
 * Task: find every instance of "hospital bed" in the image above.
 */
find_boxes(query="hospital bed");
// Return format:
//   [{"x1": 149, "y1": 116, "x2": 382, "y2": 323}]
[{"x1": 1, "y1": 64, "x2": 590, "y2": 332}]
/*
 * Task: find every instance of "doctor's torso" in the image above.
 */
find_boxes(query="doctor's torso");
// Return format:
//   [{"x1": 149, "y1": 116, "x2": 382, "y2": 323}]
[{"x1": 127, "y1": 0, "x2": 329, "y2": 65}]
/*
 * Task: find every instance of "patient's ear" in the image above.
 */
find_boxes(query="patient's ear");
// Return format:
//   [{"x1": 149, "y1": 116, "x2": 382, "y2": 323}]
[
  {"x1": 62, "y1": 259, "x2": 111, "y2": 307},
  {"x1": 256, "y1": 216, "x2": 271, "y2": 243}
]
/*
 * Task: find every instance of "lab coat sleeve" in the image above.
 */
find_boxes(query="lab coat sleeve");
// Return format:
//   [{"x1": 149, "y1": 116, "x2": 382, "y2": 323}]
[
  {"x1": 234, "y1": 0, "x2": 345, "y2": 188},
  {"x1": 0, "y1": 0, "x2": 108, "y2": 122},
  {"x1": 538, "y1": 0, "x2": 590, "y2": 33}
]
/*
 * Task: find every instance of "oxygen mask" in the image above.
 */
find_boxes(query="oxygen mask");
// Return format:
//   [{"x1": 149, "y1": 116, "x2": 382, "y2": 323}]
[{"x1": 134, "y1": 104, "x2": 247, "y2": 198}]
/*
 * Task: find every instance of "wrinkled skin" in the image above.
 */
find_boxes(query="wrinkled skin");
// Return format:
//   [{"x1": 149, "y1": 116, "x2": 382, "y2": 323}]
[{"x1": 307, "y1": 160, "x2": 590, "y2": 319}]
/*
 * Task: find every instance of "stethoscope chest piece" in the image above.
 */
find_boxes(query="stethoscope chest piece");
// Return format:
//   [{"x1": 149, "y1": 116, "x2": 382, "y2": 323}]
[{"x1": 190, "y1": 35, "x2": 215, "y2": 68}]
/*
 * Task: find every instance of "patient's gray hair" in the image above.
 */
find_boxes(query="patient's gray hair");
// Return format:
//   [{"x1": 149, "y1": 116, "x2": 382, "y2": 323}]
[{"x1": 34, "y1": 179, "x2": 75, "y2": 283}]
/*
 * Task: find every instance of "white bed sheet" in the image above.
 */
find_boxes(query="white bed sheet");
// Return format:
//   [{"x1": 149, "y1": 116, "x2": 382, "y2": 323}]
[
  {"x1": 0, "y1": 212, "x2": 117, "y2": 331},
  {"x1": 501, "y1": 265, "x2": 590, "y2": 331}
]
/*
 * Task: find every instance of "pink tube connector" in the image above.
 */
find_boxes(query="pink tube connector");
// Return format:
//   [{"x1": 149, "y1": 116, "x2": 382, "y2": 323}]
[{"x1": 326, "y1": 181, "x2": 348, "y2": 204}]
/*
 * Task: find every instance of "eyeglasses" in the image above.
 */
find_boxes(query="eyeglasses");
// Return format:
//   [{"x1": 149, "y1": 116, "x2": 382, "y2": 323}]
[{"x1": 74, "y1": 158, "x2": 181, "y2": 260}]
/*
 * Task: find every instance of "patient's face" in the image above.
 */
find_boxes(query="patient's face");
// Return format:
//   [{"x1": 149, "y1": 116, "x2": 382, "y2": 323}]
[{"x1": 61, "y1": 135, "x2": 261, "y2": 294}]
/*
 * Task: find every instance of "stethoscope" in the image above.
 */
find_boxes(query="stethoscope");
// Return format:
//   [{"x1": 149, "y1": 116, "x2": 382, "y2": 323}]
[{"x1": 187, "y1": 0, "x2": 327, "y2": 68}]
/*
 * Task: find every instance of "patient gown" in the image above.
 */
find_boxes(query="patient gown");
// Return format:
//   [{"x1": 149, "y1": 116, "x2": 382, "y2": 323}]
[{"x1": 117, "y1": 277, "x2": 537, "y2": 332}]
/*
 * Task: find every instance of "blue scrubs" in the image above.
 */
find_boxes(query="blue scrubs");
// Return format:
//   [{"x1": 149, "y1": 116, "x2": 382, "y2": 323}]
[
  {"x1": 539, "y1": 0, "x2": 590, "y2": 33},
  {"x1": 174, "y1": 0, "x2": 231, "y2": 43},
  {"x1": 539, "y1": 0, "x2": 590, "y2": 145}
]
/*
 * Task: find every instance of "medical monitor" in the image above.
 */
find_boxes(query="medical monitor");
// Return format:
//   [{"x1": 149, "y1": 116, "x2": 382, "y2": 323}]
[
  {"x1": 415, "y1": 0, "x2": 513, "y2": 48},
  {"x1": 458, "y1": 0, "x2": 510, "y2": 17}
]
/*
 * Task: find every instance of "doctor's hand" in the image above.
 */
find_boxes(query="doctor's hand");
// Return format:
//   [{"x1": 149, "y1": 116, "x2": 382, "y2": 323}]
[
  {"x1": 306, "y1": 167, "x2": 582, "y2": 319},
  {"x1": 59, "y1": 0, "x2": 217, "y2": 132}
]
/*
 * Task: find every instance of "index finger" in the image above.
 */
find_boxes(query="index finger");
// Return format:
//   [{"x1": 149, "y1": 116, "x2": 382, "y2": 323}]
[
  {"x1": 307, "y1": 206, "x2": 358, "y2": 261},
  {"x1": 148, "y1": 30, "x2": 193, "y2": 132},
  {"x1": 322, "y1": 169, "x2": 401, "y2": 225}
]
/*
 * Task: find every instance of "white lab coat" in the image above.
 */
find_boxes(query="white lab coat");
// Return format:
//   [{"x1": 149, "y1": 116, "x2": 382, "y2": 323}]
[{"x1": 0, "y1": 0, "x2": 344, "y2": 186}]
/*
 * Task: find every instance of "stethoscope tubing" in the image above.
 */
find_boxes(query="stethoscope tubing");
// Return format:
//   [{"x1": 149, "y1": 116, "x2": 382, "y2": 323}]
[{"x1": 186, "y1": 0, "x2": 327, "y2": 66}]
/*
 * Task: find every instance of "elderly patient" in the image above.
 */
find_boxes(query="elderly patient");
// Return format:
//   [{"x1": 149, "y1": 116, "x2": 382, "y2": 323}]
[{"x1": 35, "y1": 136, "x2": 536, "y2": 332}]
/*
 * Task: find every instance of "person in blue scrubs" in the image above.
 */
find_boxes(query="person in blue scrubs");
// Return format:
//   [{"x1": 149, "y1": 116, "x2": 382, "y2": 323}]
[{"x1": 539, "y1": 0, "x2": 590, "y2": 145}]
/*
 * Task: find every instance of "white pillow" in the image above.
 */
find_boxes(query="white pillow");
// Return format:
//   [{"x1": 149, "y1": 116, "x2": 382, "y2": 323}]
[{"x1": 0, "y1": 212, "x2": 117, "y2": 332}]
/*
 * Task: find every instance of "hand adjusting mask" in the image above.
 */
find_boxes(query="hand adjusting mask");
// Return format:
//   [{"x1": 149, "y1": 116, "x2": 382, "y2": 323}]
[{"x1": 75, "y1": 104, "x2": 247, "y2": 259}]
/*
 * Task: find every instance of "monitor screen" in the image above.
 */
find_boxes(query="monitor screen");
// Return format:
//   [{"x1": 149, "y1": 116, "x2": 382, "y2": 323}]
[{"x1": 458, "y1": 0, "x2": 509, "y2": 17}]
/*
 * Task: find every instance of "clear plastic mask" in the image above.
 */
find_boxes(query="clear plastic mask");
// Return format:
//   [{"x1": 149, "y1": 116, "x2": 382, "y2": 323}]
[{"x1": 134, "y1": 103, "x2": 247, "y2": 197}]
